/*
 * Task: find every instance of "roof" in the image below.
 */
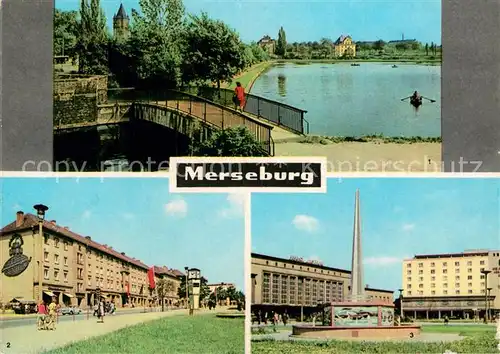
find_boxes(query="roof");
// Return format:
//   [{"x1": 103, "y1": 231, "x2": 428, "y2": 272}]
[
  {"x1": 252, "y1": 253, "x2": 351, "y2": 274},
  {"x1": 365, "y1": 287, "x2": 394, "y2": 294},
  {"x1": 114, "y1": 4, "x2": 128, "y2": 19},
  {"x1": 1, "y1": 212, "x2": 176, "y2": 272},
  {"x1": 334, "y1": 35, "x2": 352, "y2": 45},
  {"x1": 153, "y1": 265, "x2": 184, "y2": 278},
  {"x1": 411, "y1": 250, "x2": 495, "y2": 260}
]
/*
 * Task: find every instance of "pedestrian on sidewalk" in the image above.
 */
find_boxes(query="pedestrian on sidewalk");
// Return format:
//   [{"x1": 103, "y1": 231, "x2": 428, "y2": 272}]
[
  {"x1": 47, "y1": 298, "x2": 57, "y2": 330},
  {"x1": 234, "y1": 82, "x2": 246, "y2": 112},
  {"x1": 37, "y1": 301, "x2": 48, "y2": 330},
  {"x1": 97, "y1": 301, "x2": 105, "y2": 323}
]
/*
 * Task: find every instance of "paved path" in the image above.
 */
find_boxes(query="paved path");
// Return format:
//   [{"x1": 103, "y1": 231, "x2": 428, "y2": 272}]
[{"x1": 1, "y1": 309, "x2": 195, "y2": 354}]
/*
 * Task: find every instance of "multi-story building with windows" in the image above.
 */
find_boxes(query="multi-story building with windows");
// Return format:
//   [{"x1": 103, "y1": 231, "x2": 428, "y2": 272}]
[
  {"x1": 251, "y1": 253, "x2": 393, "y2": 318},
  {"x1": 401, "y1": 250, "x2": 500, "y2": 319},
  {"x1": 0, "y1": 211, "x2": 183, "y2": 308}
]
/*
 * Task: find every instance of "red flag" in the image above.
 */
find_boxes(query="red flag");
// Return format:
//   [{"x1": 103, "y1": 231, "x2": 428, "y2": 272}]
[{"x1": 148, "y1": 267, "x2": 156, "y2": 289}]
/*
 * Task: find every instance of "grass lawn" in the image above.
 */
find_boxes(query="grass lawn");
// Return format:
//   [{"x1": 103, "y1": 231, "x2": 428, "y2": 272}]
[
  {"x1": 45, "y1": 314, "x2": 244, "y2": 354},
  {"x1": 252, "y1": 324, "x2": 498, "y2": 353},
  {"x1": 223, "y1": 62, "x2": 272, "y2": 90}
]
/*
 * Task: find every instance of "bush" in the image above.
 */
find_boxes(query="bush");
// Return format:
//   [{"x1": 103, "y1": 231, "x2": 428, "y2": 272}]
[{"x1": 192, "y1": 126, "x2": 268, "y2": 156}]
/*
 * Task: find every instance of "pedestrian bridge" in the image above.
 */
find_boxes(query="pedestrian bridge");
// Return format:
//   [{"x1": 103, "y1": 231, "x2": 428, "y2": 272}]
[{"x1": 54, "y1": 88, "x2": 309, "y2": 156}]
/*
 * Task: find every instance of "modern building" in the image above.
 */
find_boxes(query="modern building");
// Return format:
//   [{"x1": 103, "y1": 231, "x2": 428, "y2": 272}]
[
  {"x1": 251, "y1": 253, "x2": 393, "y2": 316},
  {"x1": 113, "y1": 4, "x2": 130, "y2": 41},
  {"x1": 0, "y1": 211, "x2": 183, "y2": 309},
  {"x1": 257, "y1": 35, "x2": 276, "y2": 55},
  {"x1": 401, "y1": 250, "x2": 500, "y2": 319},
  {"x1": 333, "y1": 35, "x2": 356, "y2": 58},
  {"x1": 208, "y1": 282, "x2": 236, "y2": 294}
]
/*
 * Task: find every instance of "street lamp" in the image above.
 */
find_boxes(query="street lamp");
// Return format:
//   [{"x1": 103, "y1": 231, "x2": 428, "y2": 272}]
[
  {"x1": 481, "y1": 269, "x2": 491, "y2": 322},
  {"x1": 33, "y1": 204, "x2": 48, "y2": 303},
  {"x1": 398, "y1": 288, "x2": 404, "y2": 321},
  {"x1": 487, "y1": 287, "x2": 493, "y2": 323},
  {"x1": 184, "y1": 266, "x2": 189, "y2": 310}
]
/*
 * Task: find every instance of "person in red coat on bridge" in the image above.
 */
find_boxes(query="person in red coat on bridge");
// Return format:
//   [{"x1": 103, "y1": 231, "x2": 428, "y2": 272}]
[{"x1": 234, "y1": 82, "x2": 246, "y2": 112}]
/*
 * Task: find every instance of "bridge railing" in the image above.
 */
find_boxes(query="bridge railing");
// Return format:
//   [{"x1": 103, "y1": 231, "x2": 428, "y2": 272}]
[
  {"x1": 103, "y1": 88, "x2": 274, "y2": 156},
  {"x1": 181, "y1": 86, "x2": 309, "y2": 135}
]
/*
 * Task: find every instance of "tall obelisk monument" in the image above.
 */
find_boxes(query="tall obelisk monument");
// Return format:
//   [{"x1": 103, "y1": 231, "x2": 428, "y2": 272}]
[{"x1": 350, "y1": 189, "x2": 364, "y2": 302}]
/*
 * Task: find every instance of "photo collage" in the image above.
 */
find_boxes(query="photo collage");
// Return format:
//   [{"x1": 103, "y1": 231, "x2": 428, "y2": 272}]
[{"x1": 1, "y1": 0, "x2": 500, "y2": 353}]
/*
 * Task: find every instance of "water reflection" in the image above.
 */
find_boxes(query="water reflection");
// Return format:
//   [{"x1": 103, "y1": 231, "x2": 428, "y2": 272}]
[
  {"x1": 278, "y1": 74, "x2": 287, "y2": 97},
  {"x1": 54, "y1": 121, "x2": 190, "y2": 172}
]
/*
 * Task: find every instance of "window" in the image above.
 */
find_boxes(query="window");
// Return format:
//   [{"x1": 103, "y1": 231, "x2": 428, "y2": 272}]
[
  {"x1": 431, "y1": 276, "x2": 436, "y2": 281},
  {"x1": 407, "y1": 263, "x2": 412, "y2": 268},
  {"x1": 468, "y1": 289, "x2": 473, "y2": 294},
  {"x1": 480, "y1": 282, "x2": 485, "y2": 287},
  {"x1": 455, "y1": 276, "x2": 460, "y2": 280},
  {"x1": 63, "y1": 271, "x2": 68, "y2": 282},
  {"x1": 407, "y1": 270, "x2": 412, "y2": 275},
  {"x1": 407, "y1": 284, "x2": 412, "y2": 289},
  {"x1": 480, "y1": 275, "x2": 485, "y2": 279},
  {"x1": 454, "y1": 261, "x2": 460, "y2": 266},
  {"x1": 419, "y1": 270, "x2": 423, "y2": 275},
  {"x1": 480, "y1": 267, "x2": 485, "y2": 272},
  {"x1": 407, "y1": 291, "x2": 412, "y2": 295},
  {"x1": 455, "y1": 283, "x2": 460, "y2": 288},
  {"x1": 44, "y1": 268, "x2": 49, "y2": 279},
  {"x1": 419, "y1": 284, "x2": 423, "y2": 288},
  {"x1": 481, "y1": 289, "x2": 485, "y2": 294},
  {"x1": 431, "y1": 269, "x2": 435, "y2": 274},
  {"x1": 430, "y1": 262, "x2": 435, "y2": 267},
  {"x1": 54, "y1": 254, "x2": 59, "y2": 264},
  {"x1": 418, "y1": 263, "x2": 423, "y2": 268},
  {"x1": 64, "y1": 242, "x2": 68, "y2": 251},
  {"x1": 455, "y1": 268, "x2": 460, "y2": 273},
  {"x1": 443, "y1": 269, "x2": 448, "y2": 274},
  {"x1": 455, "y1": 290, "x2": 460, "y2": 294},
  {"x1": 468, "y1": 275, "x2": 472, "y2": 280},
  {"x1": 64, "y1": 257, "x2": 68, "y2": 266},
  {"x1": 54, "y1": 269, "x2": 59, "y2": 280},
  {"x1": 54, "y1": 238, "x2": 59, "y2": 248},
  {"x1": 419, "y1": 277, "x2": 424, "y2": 281},
  {"x1": 431, "y1": 290, "x2": 436, "y2": 295},
  {"x1": 480, "y1": 260, "x2": 485, "y2": 265},
  {"x1": 431, "y1": 283, "x2": 435, "y2": 288},
  {"x1": 468, "y1": 282, "x2": 472, "y2": 287},
  {"x1": 442, "y1": 262, "x2": 447, "y2": 267},
  {"x1": 443, "y1": 276, "x2": 448, "y2": 281},
  {"x1": 44, "y1": 252, "x2": 49, "y2": 261},
  {"x1": 443, "y1": 290, "x2": 448, "y2": 295}
]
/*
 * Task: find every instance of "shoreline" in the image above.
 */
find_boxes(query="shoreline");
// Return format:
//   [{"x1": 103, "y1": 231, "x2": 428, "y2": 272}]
[
  {"x1": 276, "y1": 58, "x2": 441, "y2": 65},
  {"x1": 298, "y1": 135, "x2": 442, "y2": 145}
]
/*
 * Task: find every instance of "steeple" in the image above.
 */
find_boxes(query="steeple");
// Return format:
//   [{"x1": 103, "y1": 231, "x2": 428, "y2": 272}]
[
  {"x1": 350, "y1": 189, "x2": 364, "y2": 301},
  {"x1": 113, "y1": 3, "x2": 130, "y2": 41}
]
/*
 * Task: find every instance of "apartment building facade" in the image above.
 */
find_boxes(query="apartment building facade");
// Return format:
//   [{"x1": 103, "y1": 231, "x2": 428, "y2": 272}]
[
  {"x1": 401, "y1": 250, "x2": 500, "y2": 319},
  {"x1": 1, "y1": 211, "x2": 182, "y2": 308}
]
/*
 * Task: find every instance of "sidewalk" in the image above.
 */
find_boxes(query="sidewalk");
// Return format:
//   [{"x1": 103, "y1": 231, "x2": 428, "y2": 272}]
[{"x1": 1, "y1": 308, "x2": 202, "y2": 354}]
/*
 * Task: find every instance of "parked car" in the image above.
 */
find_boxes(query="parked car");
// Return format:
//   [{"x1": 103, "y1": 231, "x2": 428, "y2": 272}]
[{"x1": 60, "y1": 306, "x2": 82, "y2": 315}]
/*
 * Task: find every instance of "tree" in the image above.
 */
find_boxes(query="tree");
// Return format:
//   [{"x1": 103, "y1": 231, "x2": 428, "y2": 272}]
[
  {"x1": 129, "y1": 0, "x2": 186, "y2": 89},
  {"x1": 319, "y1": 38, "x2": 333, "y2": 59},
  {"x1": 275, "y1": 26, "x2": 287, "y2": 57},
  {"x1": 54, "y1": 9, "x2": 79, "y2": 58},
  {"x1": 425, "y1": 43, "x2": 429, "y2": 56},
  {"x1": 373, "y1": 40, "x2": 386, "y2": 51},
  {"x1": 76, "y1": 0, "x2": 109, "y2": 75},
  {"x1": 192, "y1": 126, "x2": 268, "y2": 157},
  {"x1": 182, "y1": 12, "x2": 246, "y2": 88},
  {"x1": 156, "y1": 278, "x2": 176, "y2": 312}
]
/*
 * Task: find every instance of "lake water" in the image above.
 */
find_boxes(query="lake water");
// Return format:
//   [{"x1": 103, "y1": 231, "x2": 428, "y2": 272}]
[{"x1": 250, "y1": 63, "x2": 441, "y2": 137}]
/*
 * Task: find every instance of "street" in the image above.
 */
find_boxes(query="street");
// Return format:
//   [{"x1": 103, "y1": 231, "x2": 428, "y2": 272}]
[{"x1": 0, "y1": 307, "x2": 181, "y2": 330}]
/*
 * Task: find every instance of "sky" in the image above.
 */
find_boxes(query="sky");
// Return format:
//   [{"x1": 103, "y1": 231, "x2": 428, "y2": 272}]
[
  {"x1": 252, "y1": 178, "x2": 500, "y2": 297},
  {"x1": 1, "y1": 178, "x2": 245, "y2": 291},
  {"x1": 55, "y1": 0, "x2": 442, "y2": 44}
]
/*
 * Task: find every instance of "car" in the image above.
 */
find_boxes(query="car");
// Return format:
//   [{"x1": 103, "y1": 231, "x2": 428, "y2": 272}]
[{"x1": 60, "y1": 307, "x2": 82, "y2": 315}]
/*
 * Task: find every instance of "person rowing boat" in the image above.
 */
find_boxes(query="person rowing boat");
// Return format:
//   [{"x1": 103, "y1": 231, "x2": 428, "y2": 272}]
[{"x1": 401, "y1": 91, "x2": 436, "y2": 108}]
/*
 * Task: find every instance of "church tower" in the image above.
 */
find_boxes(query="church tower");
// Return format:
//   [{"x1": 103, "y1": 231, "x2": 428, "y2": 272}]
[{"x1": 113, "y1": 4, "x2": 130, "y2": 41}]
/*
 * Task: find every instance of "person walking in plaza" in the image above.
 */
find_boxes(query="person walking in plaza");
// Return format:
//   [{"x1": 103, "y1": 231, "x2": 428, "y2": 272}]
[
  {"x1": 37, "y1": 301, "x2": 47, "y2": 330},
  {"x1": 282, "y1": 310, "x2": 288, "y2": 326},
  {"x1": 234, "y1": 82, "x2": 246, "y2": 112},
  {"x1": 97, "y1": 300, "x2": 105, "y2": 323},
  {"x1": 47, "y1": 298, "x2": 57, "y2": 330}
]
